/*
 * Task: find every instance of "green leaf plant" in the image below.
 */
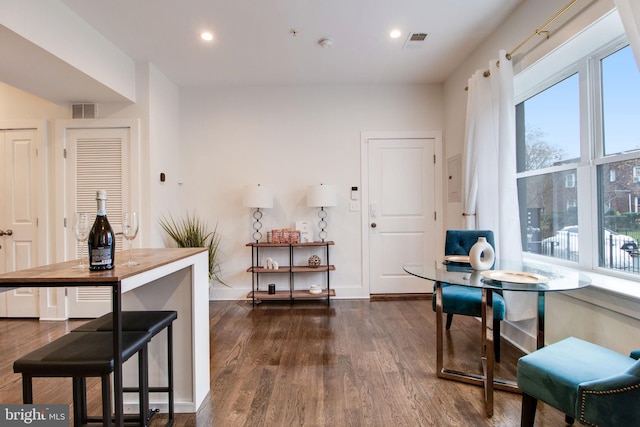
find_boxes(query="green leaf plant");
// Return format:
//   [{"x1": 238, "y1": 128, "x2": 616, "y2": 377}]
[{"x1": 158, "y1": 212, "x2": 227, "y2": 286}]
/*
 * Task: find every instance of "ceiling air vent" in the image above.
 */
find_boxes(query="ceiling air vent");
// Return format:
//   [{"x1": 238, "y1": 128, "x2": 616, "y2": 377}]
[
  {"x1": 403, "y1": 33, "x2": 428, "y2": 49},
  {"x1": 71, "y1": 103, "x2": 97, "y2": 119}
]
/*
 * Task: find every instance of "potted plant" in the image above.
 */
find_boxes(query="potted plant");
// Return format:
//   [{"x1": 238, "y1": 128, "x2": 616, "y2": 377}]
[{"x1": 158, "y1": 212, "x2": 226, "y2": 285}]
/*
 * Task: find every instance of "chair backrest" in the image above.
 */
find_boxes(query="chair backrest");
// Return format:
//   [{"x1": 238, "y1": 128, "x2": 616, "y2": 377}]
[
  {"x1": 445, "y1": 230, "x2": 495, "y2": 256},
  {"x1": 625, "y1": 357, "x2": 640, "y2": 377}
]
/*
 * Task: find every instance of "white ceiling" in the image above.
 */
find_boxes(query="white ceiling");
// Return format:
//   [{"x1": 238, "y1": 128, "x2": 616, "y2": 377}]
[{"x1": 57, "y1": 0, "x2": 524, "y2": 89}]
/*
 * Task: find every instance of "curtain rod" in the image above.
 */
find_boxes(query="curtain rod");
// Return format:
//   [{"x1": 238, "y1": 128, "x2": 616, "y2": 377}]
[
  {"x1": 507, "y1": 0, "x2": 579, "y2": 60},
  {"x1": 464, "y1": 0, "x2": 580, "y2": 91}
]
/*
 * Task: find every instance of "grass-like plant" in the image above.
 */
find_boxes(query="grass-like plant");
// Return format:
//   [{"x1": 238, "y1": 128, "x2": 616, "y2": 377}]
[{"x1": 158, "y1": 212, "x2": 226, "y2": 285}]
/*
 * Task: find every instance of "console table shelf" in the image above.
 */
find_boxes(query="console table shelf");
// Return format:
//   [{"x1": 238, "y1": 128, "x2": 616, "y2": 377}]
[
  {"x1": 246, "y1": 241, "x2": 335, "y2": 306},
  {"x1": 246, "y1": 289, "x2": 336, "y2": 301}
]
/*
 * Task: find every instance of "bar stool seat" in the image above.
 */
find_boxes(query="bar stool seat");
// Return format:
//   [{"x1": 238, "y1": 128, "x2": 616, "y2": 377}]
[
  {"x1": 73, "y1": 311, "x2": 177, "y2": 427},
  {"x1": 14, "y1": 331, "x2": 152, "y2": 427}
]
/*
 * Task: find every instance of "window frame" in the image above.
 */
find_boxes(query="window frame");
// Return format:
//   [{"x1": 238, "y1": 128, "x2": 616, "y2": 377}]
[{"x1": 515, "y1": 34, "x2": 639, "y2": 280}]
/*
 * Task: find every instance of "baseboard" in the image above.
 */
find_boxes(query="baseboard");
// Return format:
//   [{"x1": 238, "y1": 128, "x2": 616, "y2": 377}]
[
  {"x1": 501, "y1": 319, "x2": 537, "y2": 354},
  {"x1": 370, "y1": 293, "x2": 432, "y2": 301}
]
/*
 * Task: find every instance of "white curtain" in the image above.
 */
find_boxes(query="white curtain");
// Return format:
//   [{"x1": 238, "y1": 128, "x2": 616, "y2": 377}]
[
  {"x1": 462, "y1": 50, "x2": 536, "y2": 321},
  {"x1": 615, "y1": 0, "x2": 640, "y2": 71}
]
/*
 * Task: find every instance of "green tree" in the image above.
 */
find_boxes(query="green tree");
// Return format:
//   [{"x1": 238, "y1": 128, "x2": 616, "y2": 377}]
[{"x1": 526, "y1": 127, "x2": 565, "y2": 170}]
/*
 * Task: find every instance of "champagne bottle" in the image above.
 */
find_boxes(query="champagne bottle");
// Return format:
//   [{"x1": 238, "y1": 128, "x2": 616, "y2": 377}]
[{"x1": 88, "y1": 190, "x2": 115, "y2": 270}]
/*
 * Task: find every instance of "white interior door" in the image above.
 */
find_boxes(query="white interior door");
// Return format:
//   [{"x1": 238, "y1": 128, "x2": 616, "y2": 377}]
[
  {"x1": 368, "y1": 137, "x2": 437, "y2": 294},
  {"x1": 0, "y1": 129, "x2": 40, "y2": 317}
]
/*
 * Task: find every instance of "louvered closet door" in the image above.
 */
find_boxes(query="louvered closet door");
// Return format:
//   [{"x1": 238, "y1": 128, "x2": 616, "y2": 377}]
[{"x1": 65, "y1": 127, "x2": 130, "y2": 318}]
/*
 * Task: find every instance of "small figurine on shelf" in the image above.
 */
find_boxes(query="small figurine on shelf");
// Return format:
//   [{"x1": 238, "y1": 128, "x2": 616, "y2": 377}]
[{"x1": 264, "y1": 257, "x2": 279, "y2": 269}]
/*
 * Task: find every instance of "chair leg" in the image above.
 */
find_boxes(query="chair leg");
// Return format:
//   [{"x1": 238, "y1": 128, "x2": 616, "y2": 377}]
[
  {"x1": 565, "y1": 414, "x2": 575, "y2": 425},
  {"x1": 493, "y1": 318, "x2": 501, "y2": 363},
  {"x1": 445, "y1": 313, "x2": 454, "y2": 330},
  {"x1": 521, "y1": 393, "x2": 537, "y2": 427}
]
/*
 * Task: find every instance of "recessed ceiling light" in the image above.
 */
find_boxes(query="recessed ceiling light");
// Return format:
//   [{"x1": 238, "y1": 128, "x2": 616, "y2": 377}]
[
  {"x1": 390, "y1": 30, "x2": 402, "y2": 39},
  {"x1": 200, "y1": 32, "x2": 214, "y2": 41}
]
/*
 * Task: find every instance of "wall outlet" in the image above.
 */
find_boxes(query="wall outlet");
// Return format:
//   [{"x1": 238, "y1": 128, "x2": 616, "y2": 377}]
[{"x1": 350, "y1": 201, "x2": 360, "y2": 211}]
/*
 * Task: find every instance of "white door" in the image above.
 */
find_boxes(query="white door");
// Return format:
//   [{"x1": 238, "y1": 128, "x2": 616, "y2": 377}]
[
  {"x1": 368, "y1": 137, "x2": 438, "y2": 294},
  {"x1": 0, "y1": 129, "x2": 40, "y2": 317},
  {"x1": 62, "y1": 126, "x2": 130, "y2": 318}
]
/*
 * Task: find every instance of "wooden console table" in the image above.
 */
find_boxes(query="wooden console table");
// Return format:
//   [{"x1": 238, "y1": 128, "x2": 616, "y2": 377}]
[{"x1": 0, "y1": 248, "x2": 210, "y2": 425}]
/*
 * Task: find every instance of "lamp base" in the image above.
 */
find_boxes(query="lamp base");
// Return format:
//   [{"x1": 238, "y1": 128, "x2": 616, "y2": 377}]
[
  {"x1": 253, "y1": 208, "x2": 263, "y2": 242},
  {"x1": 317, "y1": 207, "x2": 328, "y2": 242}
]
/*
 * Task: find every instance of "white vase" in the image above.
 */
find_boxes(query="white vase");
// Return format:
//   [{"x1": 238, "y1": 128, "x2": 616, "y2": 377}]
[{"x1": 469, "y1": 237, "x2": 495, "y2": 271}]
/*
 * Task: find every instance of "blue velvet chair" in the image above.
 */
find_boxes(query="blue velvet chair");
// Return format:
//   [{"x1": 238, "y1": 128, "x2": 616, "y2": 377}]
[
  {"x1": 432, "y1": 230, "x2": 506, "y2": 361},
  {"x1": 517, "y1": 337, "x2": 640, "y2": 427}
]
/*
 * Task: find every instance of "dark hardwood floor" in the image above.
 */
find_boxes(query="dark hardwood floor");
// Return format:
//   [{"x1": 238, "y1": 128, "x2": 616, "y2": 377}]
[{"x1": 0, "y1": 300, "x2": 569, "y2": 426}]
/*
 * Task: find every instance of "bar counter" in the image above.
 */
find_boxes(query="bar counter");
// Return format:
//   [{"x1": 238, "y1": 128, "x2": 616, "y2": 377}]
[{"x1": 0, "y1": 248, "x2": 210, "y2": 425}]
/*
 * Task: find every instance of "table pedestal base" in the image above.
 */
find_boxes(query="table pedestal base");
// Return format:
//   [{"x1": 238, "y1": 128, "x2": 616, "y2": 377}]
[{"x1": 435, "y1": 282, "x2": 522, "y2": 417}]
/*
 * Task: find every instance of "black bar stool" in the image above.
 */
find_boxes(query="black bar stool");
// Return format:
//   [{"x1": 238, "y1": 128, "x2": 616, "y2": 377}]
[
  {"x1": 13, "y1": 330, "x2": 152, "y2": 427},
  {"x1": 73, "y1": 311, "x2": 177, "y2": 427}
]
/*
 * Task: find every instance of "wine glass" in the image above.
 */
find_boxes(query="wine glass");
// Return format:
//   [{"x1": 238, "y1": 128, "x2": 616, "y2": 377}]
[
  {"x1": 122, "y1": 211, "x2": 139, "y2": 266},
  {"x1": 72, "y1": 212, "x2": 90, "y2": 270}
]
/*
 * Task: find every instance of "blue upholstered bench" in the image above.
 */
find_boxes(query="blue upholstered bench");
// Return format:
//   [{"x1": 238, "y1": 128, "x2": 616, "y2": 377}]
[{"x1": 517, "y1": 336, "x2": 640, "y2": 426}]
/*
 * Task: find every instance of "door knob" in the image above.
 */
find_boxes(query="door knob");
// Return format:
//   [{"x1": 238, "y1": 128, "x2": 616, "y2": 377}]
[
  {"x1": 371, "y1": 223, "x2": 377, "y2": 228},
  {"x1": 0, "y1": 229, "x2": 12, "y2": 236}
]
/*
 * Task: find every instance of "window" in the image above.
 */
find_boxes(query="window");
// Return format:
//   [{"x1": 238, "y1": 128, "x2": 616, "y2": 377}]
[
  {"x1": 517, "y1": 39, "x2": 640, "y2": 277},
  {"x1": 517, "y1": 75, "x2": 580, "y2": 263}
]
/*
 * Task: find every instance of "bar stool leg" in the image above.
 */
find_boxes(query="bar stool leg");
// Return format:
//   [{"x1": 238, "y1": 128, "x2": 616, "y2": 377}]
[
  {"x1": 101, "y1": 373, "x2": 112, "y2": 427},
  {"x1": 139, "y1": 345, "x2": 149, "y2": 427},
  {"x1": 21, "y1": 374, "x2": 33, "y2": 404},
  {"x1": 72, "y1": 377, "x2": 88, "y2": 427},
  {"x1": 168, "y1": 323, "x2": 174, "y2": 426}
]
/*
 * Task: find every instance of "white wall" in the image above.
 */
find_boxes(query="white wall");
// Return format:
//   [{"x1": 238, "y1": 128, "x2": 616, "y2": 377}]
[
  {"x1": 146, "y1": 64, "x2": 182, "y2": 248},
  {"x1": 179, "y1": 84, "x2": 443, "y2": 299},
  {"x1": 441, "y1": 0, "x2": 640, "y2": 354}
]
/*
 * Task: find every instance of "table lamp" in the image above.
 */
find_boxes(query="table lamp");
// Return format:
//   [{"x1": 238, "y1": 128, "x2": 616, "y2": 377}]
[
  {"x1": 307, "y1": 183, "x2": 337, "y2": 242},
  {"x1": 243, "y1": 184, "x2": 273, "y2": 243}
]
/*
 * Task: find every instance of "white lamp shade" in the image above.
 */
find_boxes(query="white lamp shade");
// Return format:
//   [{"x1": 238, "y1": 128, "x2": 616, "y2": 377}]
[
  {"x1": 243, "y1": 184, "x2": 273, "y2": 209},
  {"x1": 307, "y1": 184, "x2": 337, "y2": 207}
]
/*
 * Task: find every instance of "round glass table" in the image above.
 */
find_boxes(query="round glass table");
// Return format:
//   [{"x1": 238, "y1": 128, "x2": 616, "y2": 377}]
[{"x1": 403, "y1": 259, "x2": 591, "y2": 417}]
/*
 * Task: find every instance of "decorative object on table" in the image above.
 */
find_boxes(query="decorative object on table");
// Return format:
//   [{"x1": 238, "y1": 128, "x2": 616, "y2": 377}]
[
  {"x1": 308, "y1": 254, "x2": 321, "y2": 268},
  {"x1": 72, "y1": 212, "x2": 91, "y2": 270},
  {"x1": 309, "y1": 284, "x2": 322, "y2": 294},
  {"x1": 481, "y1": 270, "x2": 548, "y2": 284},
  {"x1": 296, "y1": 221, "x2": 312, "y2": 243},
  {"x1": 121, "y1": 211, "x2": 139, "y2": 266},
  {"x1": 469, "y1": 236, "x2": 495, "y2": 270},
  {"x1": 158, "y1": 211, "x2": 226, "y2": 285},
  {"x1": 242, "y1": 184, "x2": 274, "y2": 243},
  {"x1": 268, "y1": 284, "x2": 276, "y2": 294},
  {"x1": 307, "y1": 183, "x2": 337, "y2": 242}
]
